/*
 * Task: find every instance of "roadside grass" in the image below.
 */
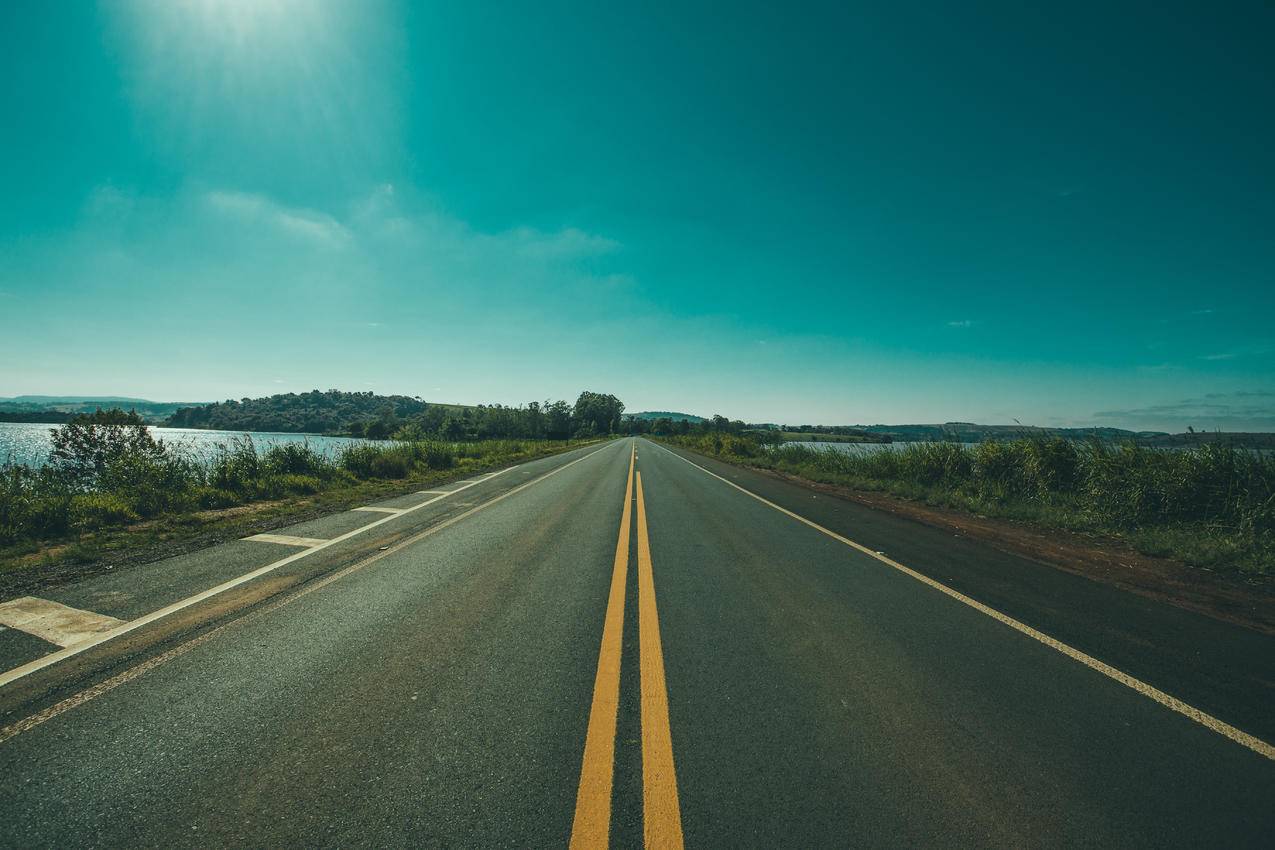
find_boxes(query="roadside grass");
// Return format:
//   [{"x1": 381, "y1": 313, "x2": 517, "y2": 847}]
[
  {"x1": 0, "y1": 436, "x2": 600, "y2": 593},
  {"x1": 659, "y1": 434, "x2": 1275, "y2": 578}
]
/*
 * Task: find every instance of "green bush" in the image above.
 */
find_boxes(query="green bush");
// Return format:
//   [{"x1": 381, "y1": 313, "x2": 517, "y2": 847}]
[
  {"x1": 99, "y1": 451, "x2": 198, "y2": 518},
  {"x1": 421, "y1": 441, "x2": 455, "y2": 470},
  {"x1": 370, "y1": 452, "x2": 411, "y2": 479},
  {"x1": 259, "y1": 474, "x2": 323, "y2": 497},
  {"x1": 262, "y1": 443, "x2": 333, "y2": 478},
  {"x1": 195, "y1": 486, "x2": 243, "y2": 510},
  {"x1": 71, "y1": 493, "x2": 141, "y2": 530},
  {"x1": 663, "y1": 432, "x2": 1275, "y2": 573},
  {"x1": 339, "y1": 444, "x2": 414, "y2": 479},
  {"x1": 339, "y1": 445, "x2": 381, "y2": 478},
  {"x1": 0, "y1": 466, "x2": 74, "y2": 545},
  {"x1": 1, "y1": 433, "x2": 567, "y2": 551},
  {"x1": 208, "y1": 437, "x2": 261, "y2": 494}
]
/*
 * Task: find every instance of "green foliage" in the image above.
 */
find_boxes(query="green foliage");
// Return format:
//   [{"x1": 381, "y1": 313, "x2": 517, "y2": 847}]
[
  {"x1": 2, "y1": 396, "x2": 598, "y2": 550},
  {"x1": 0, "y1": 465, "x2": 74, "y2": 544},
  {"x1": 71, "y1": 493, "x2": 141, "y2": 530},
  {"x1": 208, "y1": 437, "x2": 262, "y2": 494},
  {"x1": 262, "y1": 442, "x2": 331, "y2": 478},
  {"x1": 163, "y1": 389, "x2": 630, "y2": 443},
  {"x1": 48, "y1": 409, "x2": 168, "y2": 486},
  {"x1": 573, "y1": 392, "x2": 625, "y2": 437},
  {"x1": 165, "y1": 390, "x2": 428, "y2": 434},
  {"x1": 663, "y1": 433, "x2": 1275, "y2": 574}
]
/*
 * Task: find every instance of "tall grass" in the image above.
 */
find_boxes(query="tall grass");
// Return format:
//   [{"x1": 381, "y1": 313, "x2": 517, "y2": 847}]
[
  {"x1": 665, "y1": 434, "x2": 1275, "y2": 575},
  {"x1": 0, "y1": 436, "x2": 569, "y2": 549}
]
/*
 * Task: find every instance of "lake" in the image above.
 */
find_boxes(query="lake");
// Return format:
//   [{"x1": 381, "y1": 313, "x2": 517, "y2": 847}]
[
  {"x1": 0, "y1": 422, "x2": 379, "y2": 468},
  {"x1": 782, "y1": 440, "x2": 930, "y2": 454}
]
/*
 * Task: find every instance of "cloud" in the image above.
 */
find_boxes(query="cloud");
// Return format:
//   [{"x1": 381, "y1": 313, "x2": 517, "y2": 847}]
[
  {"x1": 505, "y1": 226, "x2": 619, "y2": 260},
  {"x1": 205, "y1": 190, "x2": 352, "y2": 248}
]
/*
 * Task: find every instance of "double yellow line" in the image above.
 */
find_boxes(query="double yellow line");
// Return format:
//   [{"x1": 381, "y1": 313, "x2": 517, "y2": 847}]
[{"x1": 570, "y1": 443, "x2": 684, "y2": 849}]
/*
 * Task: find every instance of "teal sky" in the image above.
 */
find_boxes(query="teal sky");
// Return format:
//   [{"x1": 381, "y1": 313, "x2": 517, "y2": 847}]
[{"x1": 2, "y1": 1, "x2": 1273, "y2": 431}]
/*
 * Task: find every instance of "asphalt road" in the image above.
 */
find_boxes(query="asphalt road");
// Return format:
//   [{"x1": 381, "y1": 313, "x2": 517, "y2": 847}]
[{"x1": 0, "y1": 437, "x2": 1272, "y2": 847}]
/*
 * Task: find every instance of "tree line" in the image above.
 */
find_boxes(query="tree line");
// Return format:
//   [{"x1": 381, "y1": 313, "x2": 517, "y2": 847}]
[{"x1": 164, "y1": 389, "x2": 626, "y2": 441}]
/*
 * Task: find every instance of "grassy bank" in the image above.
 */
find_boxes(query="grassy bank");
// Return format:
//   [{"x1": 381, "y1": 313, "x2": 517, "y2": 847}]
[
  {"x1": 661, "y1": 433, "x2": 1275, "y2": 577},
  {"x1": 1, "y1": 429, "x2": 596, "y2": 584}
]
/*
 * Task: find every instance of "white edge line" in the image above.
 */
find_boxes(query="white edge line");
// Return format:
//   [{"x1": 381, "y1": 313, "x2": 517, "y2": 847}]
[
  {"x1": 0, "y1": 444, "x2": 618, "y2": 689},
  {"x1": 351, "y1": 506, "x2": 404, "y2": 514},
  {"x1": 647, "y1": 440, "x2": 1275, "y2": 762}
]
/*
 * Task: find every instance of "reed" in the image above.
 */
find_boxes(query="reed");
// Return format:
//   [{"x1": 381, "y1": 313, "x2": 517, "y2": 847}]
[{"x1": 663, "y1": 434, "x2": 1274, "y2": 575}]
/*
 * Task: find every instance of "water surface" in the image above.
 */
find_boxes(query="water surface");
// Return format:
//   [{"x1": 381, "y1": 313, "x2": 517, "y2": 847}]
[{"x1": 0, "y1": 422, "x2": 378, "y2": 468}]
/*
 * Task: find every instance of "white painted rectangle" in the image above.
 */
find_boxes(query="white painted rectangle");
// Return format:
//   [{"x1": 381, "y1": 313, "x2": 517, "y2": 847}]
[
  {"x1": 0, "y1": 597, "x2": 127, "y2": 648},
  {"x1": 244, "y1": 533, "x2": 328, "y2": 547}
]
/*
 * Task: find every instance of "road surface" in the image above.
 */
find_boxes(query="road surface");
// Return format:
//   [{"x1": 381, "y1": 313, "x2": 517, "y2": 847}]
[{"x1": 0, "y1": 437, "x2": 1271, "y2": 847}]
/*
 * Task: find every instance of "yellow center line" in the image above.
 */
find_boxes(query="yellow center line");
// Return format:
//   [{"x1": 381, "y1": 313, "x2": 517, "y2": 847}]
[
  {"x1": 570, "y1": 443, "x2": 636, "y2": 848},
  {"x1": 636, "y1": 470, "x2": 685, "y2": 849}
]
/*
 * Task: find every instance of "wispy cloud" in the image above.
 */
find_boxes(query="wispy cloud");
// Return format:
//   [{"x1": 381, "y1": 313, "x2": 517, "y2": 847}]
[
  {"x1": 205, "y1": 190, "x2": 352, "y2": 248},
  {"x1": 505, "y1": 226, "x2": 619, "y2": 260}
]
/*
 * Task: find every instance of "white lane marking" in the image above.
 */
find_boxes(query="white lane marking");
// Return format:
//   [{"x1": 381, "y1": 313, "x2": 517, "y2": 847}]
[
  {"x1": 0, "y1": 440, "x2": 630, "y2": 743},
  {"x1": 0, "y1": 598, "x2": 127, "y2": 648},
  {"x1": 244, "y1": 533, "x2": 328, "y2": 547},
  {"x1": 417, "y1": 490, "x2": 449, "y2": 495},
  {"x1": 352, "y1": 506, "x2": 404, "y2": 515},
  {"x1": 649, "y1": 441, "x2": 1275, "y2": 762},
  {"x1": 0, "y1": 442, "x2": 620, "y2": 690}
]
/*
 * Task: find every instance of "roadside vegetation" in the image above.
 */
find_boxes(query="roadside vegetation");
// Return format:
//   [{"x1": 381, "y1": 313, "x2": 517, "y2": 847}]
[
  {"x1": 163, "y1": 388, "x2": 626, "y2": 440},
  {"x1": 660, "y1": 431, "x2": 1275, "y2": 577},
  {"x1": 1, "y1": 394, "x2": 625, "y2": 578}
]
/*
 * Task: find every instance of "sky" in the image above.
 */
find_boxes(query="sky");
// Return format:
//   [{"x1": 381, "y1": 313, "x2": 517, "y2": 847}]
[{"x1": 2, "y1": 0, "x2": 1273, "y2": 432}]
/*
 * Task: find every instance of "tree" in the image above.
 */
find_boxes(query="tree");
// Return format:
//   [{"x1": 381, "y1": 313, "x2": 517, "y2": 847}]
[
  {"x1": 48, "y1": 409, "x2": 167, "y2": 486},
  {"x1": 546, "y1": 400, "x2": 573, "y2": 440},
  {"x1": 573, "y1": 392, "x2": 625, "y2": 435}
]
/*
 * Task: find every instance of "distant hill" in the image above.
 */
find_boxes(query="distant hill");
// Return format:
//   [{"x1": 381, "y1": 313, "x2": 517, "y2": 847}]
[
  {"x1": 853, "y1": 423, "x2": 1166, "y2": 443},
  {"x1": 0, "y1": 395, "x2": 158, "y2": 404},
  {"x1": 626, "y1": 411, "x2": 706, "y2": 423},
  {"x1": 1138, "y1": 431, "x2": 1275, "y2": 449},
  {"x1": 0, "y1": 396, "x2": 208, "y2": 423}
]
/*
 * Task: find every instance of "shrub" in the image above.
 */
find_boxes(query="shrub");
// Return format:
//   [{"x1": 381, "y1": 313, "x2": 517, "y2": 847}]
[
  {"x1": 370, "y1": 452, "x2": 411, "y2": 479},
  {"x1": 421, "y1": 441, "x2": 455, "y2": 470},
  {"x1": 208, "y1": 437, "x2": 261, "y2": 494},
  {"x1": 99, "y1": 451, "x2": 198, "y2": 518},
  {"x1": 47, "y1": 409, "x2": 168, "y2": 486},
  {"x1": 262, "y1": 443, "x2": 332, "y2": 478},
  {"x1": 340, "y1": 444, "x2": 414, "y2": 479},
  {"x1": 0, "y1": 465, "x2": 74, "y2": 545},
  {"x1": 339, "y1": 445, "x2": 381, "y2": 479},
  {"x1": 71, "y1": 493, "x2": 141, "y2": 530},
  {"x1": 195, "y1": 486, "x2": 243, "y2": 510},
  {"x1": 259, "y1": 474, "x2": 322, "y2": 497}
]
